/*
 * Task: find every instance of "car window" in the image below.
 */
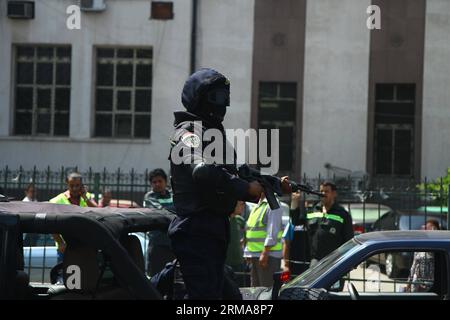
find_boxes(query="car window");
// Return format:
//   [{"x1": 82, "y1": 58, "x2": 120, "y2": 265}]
[
  {"x1": 97, "y1": 232, "x2": 149, "y2": 286},
  {"x1": 332, "y1": 250, "x2": 443, "y2": 295},
  {"x1": 23, "y1": 233, "x2": 54, "y2": 247},
  {"x1": 399, "y1": 215, "x2": 447, "y2": 230},
  {"x1": 22, "y1": 233, "x2": 58, "y2": 284},
  {"x1": 399, "y1": 216, "x2": 428, "y2": 230}
]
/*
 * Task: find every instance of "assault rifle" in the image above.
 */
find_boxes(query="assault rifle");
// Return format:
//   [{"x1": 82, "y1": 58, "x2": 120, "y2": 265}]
[{"x1": 237, "y1": 164, "x2": 324, "y2": 210}]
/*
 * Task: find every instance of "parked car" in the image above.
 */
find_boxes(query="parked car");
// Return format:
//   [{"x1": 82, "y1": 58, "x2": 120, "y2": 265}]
[
  {"x1": 368, "y1": 209, "x2": 448, "y2": 278},
  {"x1": 341, "y1": 203, "x2": 394, "y2": 235},
  {"x1": 241, "y1": 231, "x2": 450, "y2": 300}
]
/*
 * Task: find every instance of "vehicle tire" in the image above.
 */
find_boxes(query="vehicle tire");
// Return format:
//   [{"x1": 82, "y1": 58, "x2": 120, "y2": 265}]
[{"x1": 385, "y1": 253, "x2": 399, "y2": 279}]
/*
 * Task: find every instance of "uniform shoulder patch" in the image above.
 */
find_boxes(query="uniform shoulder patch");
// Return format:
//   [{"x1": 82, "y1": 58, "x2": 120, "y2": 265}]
[{"x1": 181, "y1": 132, "x2": 201, "y2": 148}]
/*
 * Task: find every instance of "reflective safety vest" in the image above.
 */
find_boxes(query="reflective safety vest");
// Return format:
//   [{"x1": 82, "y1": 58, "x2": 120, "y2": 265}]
[
  {"x1": 49, "y1": 192, "x2": 91, "y2": 249},
  {"x1": 157, "y1": 197, "x2": 173, "y2": 205},
  {"x1": 49, "y1": 192, "x2": 92, "y2": 207},
  {"x1": 245, "y1": 201, "x2": 282, "y2": 253},
  {"x1": 306, "y1": 211, "x2": 344, "y2": 224}
]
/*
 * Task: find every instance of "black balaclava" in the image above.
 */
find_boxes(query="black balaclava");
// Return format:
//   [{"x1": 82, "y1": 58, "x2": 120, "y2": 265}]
[{"x1": 181, "y1": 68, "x2": 230, "y2": 127}]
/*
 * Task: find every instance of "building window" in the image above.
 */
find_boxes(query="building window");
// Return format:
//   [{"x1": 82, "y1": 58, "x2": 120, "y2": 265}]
[
  {"x1": 14, "y1": 45, "x2": 71, "y2": 136},
  {"x1": 374, "y1": 84, "x2": 415, "y2": 177},
  {"x1": 151, "y1": 1, "x2": 174, "y2": 20},
  {"x1": 94, "y1": 47, "x2": 152, "y2": 139},
  {"x1": 258, "y1": 82, "x2": 297, "y2": 172}
]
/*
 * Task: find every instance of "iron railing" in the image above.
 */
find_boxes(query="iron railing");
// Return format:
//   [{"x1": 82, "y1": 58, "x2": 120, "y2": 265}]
[{"x1": 1, "y1": 166, "x2": 449, "y2": 292}]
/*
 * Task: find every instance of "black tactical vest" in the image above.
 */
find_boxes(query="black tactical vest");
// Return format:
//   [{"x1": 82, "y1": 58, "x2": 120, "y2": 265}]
[{"x1": 168, "y1": 119, "x2": 239, "y2": 217}]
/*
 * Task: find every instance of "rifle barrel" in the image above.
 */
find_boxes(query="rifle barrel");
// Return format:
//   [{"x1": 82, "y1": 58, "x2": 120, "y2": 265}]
[{"x1": 290, "y1": 182, "x2": 324, "y2": 197}]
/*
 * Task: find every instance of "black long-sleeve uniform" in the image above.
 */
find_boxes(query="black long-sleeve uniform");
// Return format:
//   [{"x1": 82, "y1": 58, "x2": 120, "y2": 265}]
[
  {"x1": 306, "y1": 202, "x2": 354, "y2": 261},
  {"x1": 291, "y1": 202, "x2": 354, "y2": 260},
  {"x1": 168, "y1": 111, "x2": 251, "y2": 242}
]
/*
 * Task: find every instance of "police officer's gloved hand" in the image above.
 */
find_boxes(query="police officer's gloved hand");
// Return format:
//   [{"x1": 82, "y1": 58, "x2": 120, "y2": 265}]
[{"x1": 281, "y1": 176, "x2": 292, "y2": 194}]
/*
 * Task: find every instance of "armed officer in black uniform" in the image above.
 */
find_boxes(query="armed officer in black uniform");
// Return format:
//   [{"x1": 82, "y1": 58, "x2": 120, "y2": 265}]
[{"x1": 168, "y1": 68, "x2": 265, "y2": 299}]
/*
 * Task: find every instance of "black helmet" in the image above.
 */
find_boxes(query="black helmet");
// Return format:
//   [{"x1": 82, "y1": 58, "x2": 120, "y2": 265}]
[{"x1": 181, "y1": 68, "x2": 230, "y2": 125}]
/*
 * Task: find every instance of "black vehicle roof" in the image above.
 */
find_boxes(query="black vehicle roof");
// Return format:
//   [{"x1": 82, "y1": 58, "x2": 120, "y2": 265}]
[
  {"x1": 0, "y1": 201, "x2": 174, "y2": 238},
  {"x1": 0, "y1": 201, "x2": 175, "y2": 299},
  {"x1": 356, "y1": 230, "x2": 450, "y2": 244}
]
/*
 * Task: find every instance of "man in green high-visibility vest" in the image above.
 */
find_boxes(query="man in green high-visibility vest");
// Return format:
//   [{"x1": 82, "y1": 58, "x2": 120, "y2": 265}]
[
  {"x1": 49, "y1": 172, "x2": 97, "y2": 263},
  {"x1": 244, "y1": 193, "x2": 283, "y2": 287},
  {"x1": 307, "y1": 181, "x2": 353, "y2": 268}
]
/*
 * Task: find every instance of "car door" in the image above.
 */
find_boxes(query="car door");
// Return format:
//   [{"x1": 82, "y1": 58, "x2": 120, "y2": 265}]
[{"x1": 326, "y1": 248, "x2": 448, "y2": 300}]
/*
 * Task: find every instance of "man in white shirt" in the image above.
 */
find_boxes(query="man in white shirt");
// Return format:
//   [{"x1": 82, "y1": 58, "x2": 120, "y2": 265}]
[
  {"x1": 244, "y1": 194, "x2": 283, "y2": 287},
  {"x1": 22, "y1": 183, "x2": 37, "y2": 202}
]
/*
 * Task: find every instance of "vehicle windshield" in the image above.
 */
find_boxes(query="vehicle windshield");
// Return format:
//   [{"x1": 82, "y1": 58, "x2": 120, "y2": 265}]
[{"x1": 283, "y1": 239, "x2": 360, "y2": 288}]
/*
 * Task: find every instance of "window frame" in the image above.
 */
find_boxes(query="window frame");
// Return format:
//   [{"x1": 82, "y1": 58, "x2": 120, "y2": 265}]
[
  {"x1": 93, "y1": 46, "x2": 153, "y2": 139},
  {"x1": 257, "y1": 81, "x2": 297, "y2": 172},
  {"x1": 12, "y1": 44, "x2": 72, "y2": 137},
  {"x1": 373, "y1": 83, "x2": 416, "y2": 178},
  {"x1": 22, "y1": 232, "x2": 57, "y2": 284},
  {"x1": 374, "y1": 123, "x2": 414, "y2": 177}
]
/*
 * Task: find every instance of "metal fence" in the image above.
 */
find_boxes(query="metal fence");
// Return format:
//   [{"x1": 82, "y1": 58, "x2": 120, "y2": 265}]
[
  {"x1": 1, "y1": 166, "x2": 151, "y2": 206},
  {"x1": 2, "y1": 166, "x2": 449, "y2": 212},
  {"x1": 1, "y1": 165, "x2": 449, "y2": 292}
]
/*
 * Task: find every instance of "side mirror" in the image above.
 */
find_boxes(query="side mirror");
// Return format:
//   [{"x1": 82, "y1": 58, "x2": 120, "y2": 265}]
[{"x1": 329, "y1": 280, "x2": 341, "y2": 292}]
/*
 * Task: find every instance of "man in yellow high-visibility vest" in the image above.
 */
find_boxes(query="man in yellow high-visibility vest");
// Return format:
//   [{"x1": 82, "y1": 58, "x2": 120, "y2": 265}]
[
  {"x1": 49, "y1": 172, "x2": 97, "y2": 262},
  {"x1": 244, "y1": 193, "x2": 283, "y2": 287}
]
